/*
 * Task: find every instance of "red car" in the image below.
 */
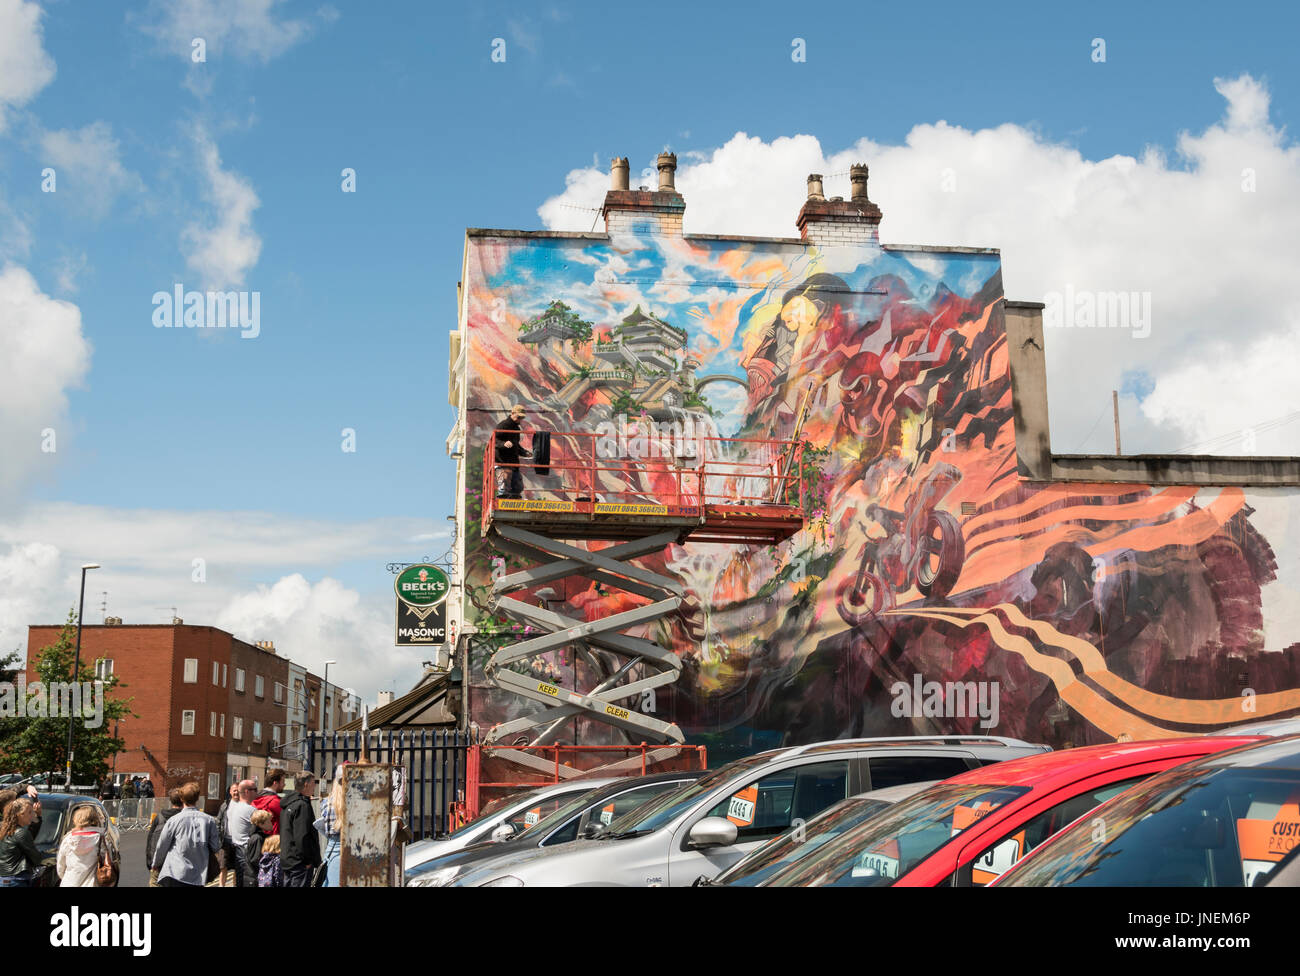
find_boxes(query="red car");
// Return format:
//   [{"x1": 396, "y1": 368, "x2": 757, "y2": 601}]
[{"x1": 765, "y1": 736, "x2": 1265, "y2": 887}]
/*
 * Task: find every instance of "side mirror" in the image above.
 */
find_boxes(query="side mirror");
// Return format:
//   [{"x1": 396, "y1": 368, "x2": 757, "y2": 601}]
[
  {"x1": 490, "y1": 822, "x2": 517, "y2": 843},
  {"x1": 687, "y1": 816, "x2": 738, "y2": 849},
  {"x1": 581, "y1": 822, "x2": 607, "y2": 840}
]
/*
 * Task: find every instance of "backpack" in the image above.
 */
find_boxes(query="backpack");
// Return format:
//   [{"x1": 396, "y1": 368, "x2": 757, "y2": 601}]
[{"x1": 258, "y1": 853, "x2": 281, "y2": 888}]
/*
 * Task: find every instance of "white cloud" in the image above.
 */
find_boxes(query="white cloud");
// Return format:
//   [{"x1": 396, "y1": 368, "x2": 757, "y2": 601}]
[
  {"x1": 0, "y1": 542, "x2": 59, "y2": 656},
  {"x1": 0, "y1": 266, "x2": 91, "y2": 504},
  {"x1": 0, "y1": 0, "x2": 55, "y2": 131},
  {"x1": 537, "y1": 76, "x2": 1300, "y2": 455},
  {"x1": 39, "y1": 122, "x2": 144, "y2": 220},
  {"x1": 181, "y1": 126, "x2": 261, "y2": 289},
  {"x1": 136, "y1": 0, "x2": 321, "y2": 63},
  {"x1": 0, "y1": 504, "x2": 445, "y2": 701},
  {"x1": 215, "y1": 574, "x2": 413, "y2": 704}
]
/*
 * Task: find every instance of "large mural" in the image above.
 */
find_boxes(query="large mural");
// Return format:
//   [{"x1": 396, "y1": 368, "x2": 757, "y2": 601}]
[{"x1": 460, "y1": 228, "x2": 1300, "y2": 760}]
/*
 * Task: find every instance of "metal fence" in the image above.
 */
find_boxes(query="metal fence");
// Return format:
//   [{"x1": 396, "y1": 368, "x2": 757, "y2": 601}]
[
  {"x1": 306, "y1": 730, "x2": 470, "y2": 841},
  {"x1": 103, "y1": 798, "x2": 166, "y2": 829}
]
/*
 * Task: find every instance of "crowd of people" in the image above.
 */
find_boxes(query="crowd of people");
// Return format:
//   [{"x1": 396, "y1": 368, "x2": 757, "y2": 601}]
[
  {"x1": 0, "y1": 765, "x2": 346, "y2": 887},
  {"x1": 147, "y1": 767, "x2": 341, "y2": 888}
]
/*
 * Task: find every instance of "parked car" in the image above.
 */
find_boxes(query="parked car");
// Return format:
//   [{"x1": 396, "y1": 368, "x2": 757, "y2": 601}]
[
  {"x1": 28, "y1": 793, "x2": 121, "y2": 887},
  {"x1": 452, "y1": 735, "x2": 1050, "y2": 887},
  {"x1": 699, "y1": 779, "x2": 939, "y2": 887},
  {"x1": 406, "y1": 770, "x2": 704, "y2": 887},
  {"x1": 994, "y1": 734, "x2": 1300, "y2": 887},
  {"x1": 763, "y1": 735, "x2": 1264, "y2": 887},
  {"x1": 403, "y1": 778, "x2": 618, "y2": 872}
]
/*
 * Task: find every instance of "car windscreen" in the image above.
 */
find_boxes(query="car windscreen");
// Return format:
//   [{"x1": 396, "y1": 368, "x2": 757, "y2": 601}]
[
  {"x1": 34, "y1": 804, "x2": 68, "y2": 849},
  {"x1": 604, "y1": 756, "x2": 774, "y2": 836},
  {"x1": 520, "y1": 786, "x2": 606, "y2": 837},
  {"x1": 997, "y1": 765, "x2": 1300, "y2": 887},
  {"x1": 767, "y1": 783, "x2": 1029, "y2": 887},
  {"x1": 445, "y1": 788, "x2": 547, "y2": 840},
  {"x1": 718, "y1": 796, "x2": 891, "y2": 886}
]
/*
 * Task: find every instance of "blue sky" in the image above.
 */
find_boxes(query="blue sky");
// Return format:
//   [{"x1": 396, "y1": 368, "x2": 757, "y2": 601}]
[{"x1": 3, "y1": 0, "x2": 1300, "y2": 700}]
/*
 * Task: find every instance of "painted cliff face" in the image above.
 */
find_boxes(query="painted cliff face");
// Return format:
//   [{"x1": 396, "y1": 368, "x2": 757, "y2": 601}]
[{"x1": 461, "y1": 229, "x2": 1300, "y2": 758}]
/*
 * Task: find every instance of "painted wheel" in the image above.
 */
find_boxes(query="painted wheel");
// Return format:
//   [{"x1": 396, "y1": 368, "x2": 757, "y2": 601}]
[
  {"x1": 916, "y1": 509, "x2": 965, "y2": 599},
  {"x1": 836, "y1": 570, "x2": 892, "y2": 626}
]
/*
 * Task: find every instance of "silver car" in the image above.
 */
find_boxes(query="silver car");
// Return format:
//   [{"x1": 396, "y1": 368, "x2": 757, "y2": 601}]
[
  {"x1": 452, "y1": 735, "x2": 1049, "y2": 886},
  {"x1": 699, "y1": 779, "x2": 939, "y2": 887},
  {"x1": 404, "y1": 778, "x2": 616, "y2": 872}
]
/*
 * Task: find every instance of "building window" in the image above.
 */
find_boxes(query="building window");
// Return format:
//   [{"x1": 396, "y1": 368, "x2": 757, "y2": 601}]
[
  {"x1": 233, "y1": 716, "x2": 244, "y2": 739},
  {"x1": 272, "y1": 725, "x2": 281, "y2": 746},
  {"x1": 235, "y1": 668, "x2": 245, "y2": 692},
  {"x1": 255, "y1": 675, "x2": 265, "y2": 699},
  {"x1": 274, "y1": 682, "x2": 284, "y2": 704},
  {"x1": 183, "y1": 659, "x2": 198, "y2": 683},
  {"x1": 253, "y1": 721, "x2": 262, "y2": 743},
  {"x1": 222, "y1": 664, "x2": 227, "y2": 688},
  {"x1": 210, "y1": 711, "x2": 217, "y2": 736},
  {"x1": 220, "y1": 713, "x2": 225, "y2": 737},
  {"x1": 212, "y1": 661, "x2": 219, "y2": 685},
  {"x1": 207, "y1": 772, "x2": 219, "y2": 798},
  {"x1": 182, "y1": 710, "x2": 195, "y2": 735},
  {"x1": 94, "y1": 658, "x2": 114, "y2": 680}
]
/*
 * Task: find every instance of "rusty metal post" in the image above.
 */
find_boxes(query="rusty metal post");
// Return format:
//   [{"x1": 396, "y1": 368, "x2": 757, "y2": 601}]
[{"x1": 339, "y1": 762, "x2": 393, "y2": 887}]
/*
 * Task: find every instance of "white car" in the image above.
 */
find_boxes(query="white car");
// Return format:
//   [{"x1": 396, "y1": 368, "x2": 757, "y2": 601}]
[
  {"x1": 404, "y1": 778, "x2": 615, "y2": 872},
  {"x1": 451, "y1": 736, "x2": 1049, "y2": 886}
]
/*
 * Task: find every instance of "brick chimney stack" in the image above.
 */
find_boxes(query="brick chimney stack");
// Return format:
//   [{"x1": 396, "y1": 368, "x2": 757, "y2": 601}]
[
  {"x1": 602, "y1": 151, "x2": 685, "y2": 236},
  {"x1": 796, "y1": 163, "x2": 883, "y2": 247}
]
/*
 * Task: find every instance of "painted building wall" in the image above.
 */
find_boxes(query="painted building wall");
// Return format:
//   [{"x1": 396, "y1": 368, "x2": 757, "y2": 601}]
[{"x1": 458, "y1": 226, "x2": 1300, "y2": 759}]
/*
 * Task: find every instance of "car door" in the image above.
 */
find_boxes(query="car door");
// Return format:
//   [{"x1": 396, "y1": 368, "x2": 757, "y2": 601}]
[
  {"x1": 950, "y1": 774, "x2": 1150, "y2": 886},
  {"x1": 669, "y1": 760, "x2": 851, "y2": 885}
]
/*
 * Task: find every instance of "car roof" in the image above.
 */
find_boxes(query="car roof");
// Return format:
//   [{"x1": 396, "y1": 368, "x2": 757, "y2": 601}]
[
  {"x1": 939, "y1": 735, "x2": 1266, "y2": 789},
  {"x1": 1197, "y1": 732, "x2": 1300, "y2": 770},
  {"x1": 561, "y1": 769, "x2": 705, "y2": 800},
  {"x1": 26, "y1": 793, "x2": 102, "y2": 807},
  {"x1": 748, "y1": 735, "x2": 1048, "y2": 763}
]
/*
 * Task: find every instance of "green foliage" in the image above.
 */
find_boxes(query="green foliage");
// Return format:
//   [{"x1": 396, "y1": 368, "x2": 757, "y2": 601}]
[
  {"x1": 609, "y1": 390, "x2": 639, "y2": 417},
  {"x1": 0, "y1": 608, "x2": 134, "y2": 783}
]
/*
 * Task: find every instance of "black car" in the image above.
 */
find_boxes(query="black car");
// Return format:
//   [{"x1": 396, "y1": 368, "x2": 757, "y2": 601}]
[{"x1": 29, "y1": 794, "x2": 122, "y2": 887}]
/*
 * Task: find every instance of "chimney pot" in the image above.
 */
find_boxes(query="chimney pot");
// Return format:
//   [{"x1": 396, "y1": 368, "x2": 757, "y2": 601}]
[
  {"x1": 610, "y1": 156, "x2": 630, "y2": 191},
  {"x1": 806, "y1": 174, "x2": 825, "y2": 201},
  {"x1": 656, "y1": 152, "x2": 677, "y2": 193},
  {"x1": 850, "y1": 163, "x2": 870, "y2": 202}
]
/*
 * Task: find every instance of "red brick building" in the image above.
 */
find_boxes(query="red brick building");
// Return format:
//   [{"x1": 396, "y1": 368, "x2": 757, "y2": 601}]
[{"x1": 23, "y1": 621, "x2": 323, "y2": 799}]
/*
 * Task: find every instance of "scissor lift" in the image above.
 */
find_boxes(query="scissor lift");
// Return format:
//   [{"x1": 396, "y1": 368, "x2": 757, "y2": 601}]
[{"x1": 480, "y1": 429, "x2": 805, "y2": 777}]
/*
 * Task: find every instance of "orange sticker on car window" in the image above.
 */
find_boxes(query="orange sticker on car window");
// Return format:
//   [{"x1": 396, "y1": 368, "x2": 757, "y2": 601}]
[
  {"x1": 971, "y1": 830, "x2": 1026, "y2": 885},
  {"x1": 726, "y1": 785, "x2": 758, "y2": 826},
  {"x1": 952, "y1": 801, "x2": 1001, "y2": 836},
  {"x1": 1236, "y1": 793, "x2": 1300, "y2": 885}
]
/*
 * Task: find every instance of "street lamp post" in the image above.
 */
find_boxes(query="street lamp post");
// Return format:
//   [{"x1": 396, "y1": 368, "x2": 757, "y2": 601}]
[
  {"x1": 66, "y1": 563, "x2": 100, "y2": 786},
  {"x1": 320, "y1": 661, "x2": 337, "y2": 735}
]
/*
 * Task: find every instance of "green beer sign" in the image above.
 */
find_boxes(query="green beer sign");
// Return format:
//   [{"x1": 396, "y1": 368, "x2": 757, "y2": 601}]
[{"x1": 394, "y1": 564, "x2": 450, "y2": 607}]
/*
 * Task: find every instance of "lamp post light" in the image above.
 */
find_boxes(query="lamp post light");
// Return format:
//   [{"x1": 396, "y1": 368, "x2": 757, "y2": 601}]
[
  {"x1": 66, "y1": 563, "x2": 100, "y2": 786},
  {"x1": 320, "y1": 660, "x2": 337, "y2": 735}
]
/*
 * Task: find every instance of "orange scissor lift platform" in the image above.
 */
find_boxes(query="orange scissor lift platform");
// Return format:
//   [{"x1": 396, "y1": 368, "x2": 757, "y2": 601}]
[{"x1": 478, "y1": 430, "x2": 805, "y2": 780}]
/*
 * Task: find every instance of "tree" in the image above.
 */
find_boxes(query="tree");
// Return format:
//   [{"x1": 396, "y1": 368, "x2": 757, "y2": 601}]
[{"x1": 0, "y1": 608, "x2": 133, "y2": 784}]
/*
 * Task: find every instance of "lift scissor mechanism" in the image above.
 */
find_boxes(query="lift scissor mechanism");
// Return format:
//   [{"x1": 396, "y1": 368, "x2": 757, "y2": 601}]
[{"x1": 480, "y1": 425, "x2": 808, "y2": 776}]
